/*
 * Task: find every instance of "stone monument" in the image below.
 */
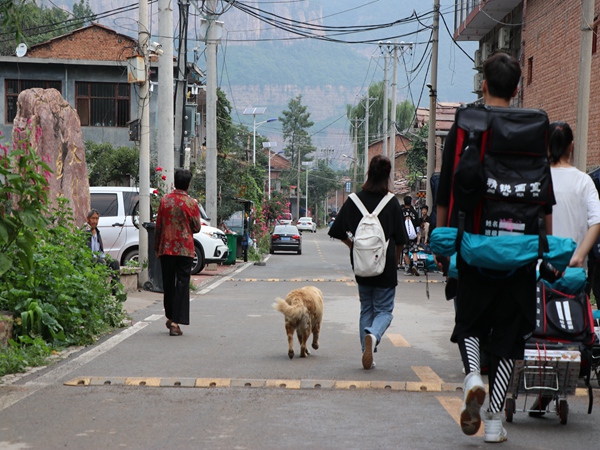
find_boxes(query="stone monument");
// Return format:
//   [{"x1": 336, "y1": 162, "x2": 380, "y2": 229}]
[{"x1": 12, "y1": 88, "x2": 90, "y2": 225}]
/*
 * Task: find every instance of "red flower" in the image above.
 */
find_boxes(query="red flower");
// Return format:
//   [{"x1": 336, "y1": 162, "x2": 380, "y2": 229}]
[
  {"x1": 156, "y1": 166, "x2": 163, "y2": 172},
  {"x1": 153, "y1": 189, "x2": 159, "y2": 194},
  {"x1": 161, "y1": 175, "x2": 167, "y2": 180}
]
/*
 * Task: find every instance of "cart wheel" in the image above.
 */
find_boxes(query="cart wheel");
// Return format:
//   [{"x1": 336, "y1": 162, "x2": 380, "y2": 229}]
[
  {"x1": 558, "y1": 399, "x2": 568, "y2": 425},
  {"x1": 505, "y1": 398, "x2": 515, "y2": 423}
]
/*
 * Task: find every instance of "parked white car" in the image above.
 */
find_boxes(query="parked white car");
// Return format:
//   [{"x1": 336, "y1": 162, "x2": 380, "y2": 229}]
[
  {"x1": 89, "y1": 187, "x2": 228, "y2": 274},
  {"x1": 296, "y1": 217, "x2": 317, "y2": 233}
]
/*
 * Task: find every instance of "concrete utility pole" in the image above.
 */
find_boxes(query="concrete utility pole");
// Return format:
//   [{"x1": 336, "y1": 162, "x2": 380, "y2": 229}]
[
  {"x1": 296, "y1": 138, "x2": 301, "y2": 220},
  {"x1": 138, "y1": 0, "x2": 150, "y2": 284},
  {"x1": 174, "y1": 0, "x2": 190, "y2": 168},
  {"x1": 158, "y1": 0, "x2": 174, "y2": 187},
  {"x1": 389, "y1": 42, "x2": 398, "y2": 186},
  {"x1": 381, "y1": 46, "x2": 389, "y2": 157},
  {"x1": 205, "y1": 0, "x2": 218, "y2": 223},
  {"x1": 353, "y1": 117, "x2": 359, "y2": 190},
  {"x1": 364, "y1": 97, "x2": 375, "y2": 181},
  {"x1": 574, "y1": 0, "x2": 594, "y2": 171},
  {"x1": 426, "y1": 0, "x2": 440, "y2": 207}
]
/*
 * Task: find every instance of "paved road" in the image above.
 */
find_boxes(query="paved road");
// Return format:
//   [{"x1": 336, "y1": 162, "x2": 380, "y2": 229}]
[{"x1": 1, "y1": 231, "x2": 599, "y2": 449}]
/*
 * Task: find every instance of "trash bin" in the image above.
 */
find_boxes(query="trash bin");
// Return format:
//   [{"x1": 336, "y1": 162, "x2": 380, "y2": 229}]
[
  {"x1": 224, "y1": 233, "x2": 237, "y2": 265},
  {"x1": 142, "y1": 222, "x2": 163, "y2": 293}
]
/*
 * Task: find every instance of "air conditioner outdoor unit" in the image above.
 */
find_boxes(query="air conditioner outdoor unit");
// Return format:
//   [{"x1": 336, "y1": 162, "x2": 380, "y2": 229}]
[
  {"x1": 474, "y1": 73, "x2": 484, "y2": 93},
  {"x1": 474, "y1": 49, "x2": 483, "y2": 69},
  {"x1": 498, "y1": 27, "x2": 511, "y2": 50},
  {"x1": 481, "y1": 42, "x2": 492, "y2": 61}
]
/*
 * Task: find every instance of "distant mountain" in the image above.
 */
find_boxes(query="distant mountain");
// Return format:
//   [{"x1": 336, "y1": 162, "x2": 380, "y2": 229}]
[{"x1": 49, "y1": 0, "x2": 478, "y2": 151}]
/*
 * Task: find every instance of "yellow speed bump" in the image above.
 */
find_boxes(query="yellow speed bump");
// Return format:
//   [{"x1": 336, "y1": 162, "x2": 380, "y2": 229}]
[
  {"x1": 266, "y1": 379, "x2": 302, "y2": 389},
  {"x1": 195, "y1": 378, "x2": 231, "y2": 388},
  {"x1": 334, "y1": 380, "x2": 371, "y2": 389},
  {"x1": 64, "y1": 377, "x2": 91, "y2": 386},
  {"x1": 125, "y1": 377, "x2": 161, "y2": 387}
]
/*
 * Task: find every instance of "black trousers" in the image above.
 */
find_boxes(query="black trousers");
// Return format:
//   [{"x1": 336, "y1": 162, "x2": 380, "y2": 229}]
[{"x1": 160, "y1": 255, "x2": 193, "y2": 325}]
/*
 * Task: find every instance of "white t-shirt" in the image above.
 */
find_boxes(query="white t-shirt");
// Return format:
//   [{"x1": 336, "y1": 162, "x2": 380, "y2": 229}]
[{"x1": 551, "y1": 166, "x2": 600, "y2": 252}]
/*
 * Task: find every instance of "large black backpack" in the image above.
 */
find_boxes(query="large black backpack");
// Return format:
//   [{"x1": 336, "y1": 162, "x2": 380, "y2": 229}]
[{"x1": 448, "y1": 104, "x2": 552, "y2": 255}]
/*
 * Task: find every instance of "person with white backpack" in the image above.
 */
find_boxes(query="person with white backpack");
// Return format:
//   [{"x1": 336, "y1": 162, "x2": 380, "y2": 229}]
[{"x1": 328, "y1": 155, "x2": 407, "y2": 370}]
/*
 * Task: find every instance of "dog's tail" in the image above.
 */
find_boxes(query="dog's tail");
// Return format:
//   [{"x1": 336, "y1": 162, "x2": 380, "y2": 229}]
[{"x1": 272, "y1": 298, "x2": 306, "y2": 321}]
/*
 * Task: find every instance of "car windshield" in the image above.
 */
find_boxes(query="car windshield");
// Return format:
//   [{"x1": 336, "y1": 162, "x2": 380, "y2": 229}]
[
  {"x1": 299, "y1": 218, "x2": 310, "y2": 223},
  {"x1": 273, "y1": 225, "x2": 298, "y2": 234}
]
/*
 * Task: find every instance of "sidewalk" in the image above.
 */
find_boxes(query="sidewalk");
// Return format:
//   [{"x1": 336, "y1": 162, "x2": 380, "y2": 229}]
[{"x1": 122, "y1": 262, "x2": 246, "y2": 314}]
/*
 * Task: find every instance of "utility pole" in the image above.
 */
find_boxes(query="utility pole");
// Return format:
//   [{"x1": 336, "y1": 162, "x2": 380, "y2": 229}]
[
  {"x1": 381, "y1": 45, "x2": 389, "y2": 157},
  {"x1": 296, "y1": 137, "x2": 301, "y2": 220},
  {"x1": 174, "y1": 0, "x2": 190, "y2": 168},
  {"x1": 138, "y1": 0, "x2": 150, "y2": 284},
  {"x1": 364, "y1": 97, "x2": 375, "y2": 181},
  {"x1": 426, "y1": 0, "x2": 440, "y2": 207},
  {"x1": 205, "y1": 0, "x2": 218, "y2": 223},
  {"x1": 158, "y1": 0, "x2": 174, "y2": 187},
  {"x1": 389, "y1": 41, "x2": 398, "y2": 185},
  {"x1": 353, "y1": 117, "x2": 359, "y2": 191},
  {"x1": 574, "y1": 0, "x2": 594, "y2": 171}
]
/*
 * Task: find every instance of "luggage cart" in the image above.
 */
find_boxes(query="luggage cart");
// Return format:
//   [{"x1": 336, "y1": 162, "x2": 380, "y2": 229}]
[{"x1": 504, "y1": 346, "x2": 581, "y2": 425}]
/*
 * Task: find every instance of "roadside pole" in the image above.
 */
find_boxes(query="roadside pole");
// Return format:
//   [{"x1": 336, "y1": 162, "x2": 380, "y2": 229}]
[
  {"x1": 426, "y1": 0, "x2": 440, "y2": 207},
  {"x1": 158, "y1": 0, "x2": 174, "y2": 186},
  {"x1": 205, "y1": 0, "x2": 218, "y2": 223},
  {"x1": 138, "y1": 0, "x2": 150, "y2": 285}
]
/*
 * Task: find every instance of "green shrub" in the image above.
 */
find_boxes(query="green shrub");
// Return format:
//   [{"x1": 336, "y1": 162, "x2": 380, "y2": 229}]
[{"x1": 0, "y1": 126, "x2": 127, "y2": 378}]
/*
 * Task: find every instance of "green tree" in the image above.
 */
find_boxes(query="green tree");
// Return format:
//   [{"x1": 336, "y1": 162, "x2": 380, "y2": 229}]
[
  {"x1": 307, "y1": 159, "x2": 341, "y2": 224},
  {"x1": 346, "y1": 83, "x2": 415, "y2": 175},
  {"x1": 279, "y1": 95, "x2": 315, "y2": 168},
  {"x1": 0, "y1": 0, "x2": 96, "y2": 56},
  {"x1": 406, "y1": 124, "x2": 428, "y2": 189},
  {"x1": 85, "y1": 141, "x2": 139, "y2": 186},
  {"x1": 190, "y1": 89, "x2": 263, "y2": 224}
]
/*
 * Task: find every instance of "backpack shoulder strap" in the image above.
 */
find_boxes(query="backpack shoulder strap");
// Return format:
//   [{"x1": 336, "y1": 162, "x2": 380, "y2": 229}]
[
  {"x1": 349, "y1": 193, "x2": 369, "y2": 217},
  {"x1": 372, "y1": 192, "x2": 395, "y2": 216}
]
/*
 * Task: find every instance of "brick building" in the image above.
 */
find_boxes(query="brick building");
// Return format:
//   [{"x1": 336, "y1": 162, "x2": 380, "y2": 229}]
[
  {"x1": 454, "y1": 0, "x2": 600, "y2": 169},
  {"x1": 0, "y1": 23, "x2": 155, "y2": 149}
]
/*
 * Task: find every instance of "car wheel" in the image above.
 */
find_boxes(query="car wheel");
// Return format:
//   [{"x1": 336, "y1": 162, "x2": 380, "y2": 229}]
[
  {"x1": 122, "y1": 248, "x2": 139, "y2": 265},
  {"x1": 270, "y1": 247, "x2": 275, "y2": 254},
  {"x1": 297, "y1": 247, "x2": 302, "y2": 255},
  {"x1": 191, "y1": 241, "x2": 205, "y2": 275}
]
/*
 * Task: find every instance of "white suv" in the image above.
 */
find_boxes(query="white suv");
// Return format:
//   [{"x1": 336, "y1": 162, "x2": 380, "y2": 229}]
[{"x1": 89, "y1": 187, "x2": 229, "y2": 274}]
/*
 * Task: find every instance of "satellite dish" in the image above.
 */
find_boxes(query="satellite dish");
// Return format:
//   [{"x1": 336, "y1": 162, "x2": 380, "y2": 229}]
[{"x1": 15, "y1": 43, "x2": 27, "y2": 58}]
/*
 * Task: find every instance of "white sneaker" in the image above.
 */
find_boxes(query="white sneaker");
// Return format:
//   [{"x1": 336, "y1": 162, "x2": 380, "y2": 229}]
[
  {"x1": 460, "y1": 372, "x2": 486, "y2": 436},
  {"x1": 483, "y1": 411, "x2": 507, "y2": 443},
  {"x1": 362, "y1": 334, "x2": 376, "y2": 370}
]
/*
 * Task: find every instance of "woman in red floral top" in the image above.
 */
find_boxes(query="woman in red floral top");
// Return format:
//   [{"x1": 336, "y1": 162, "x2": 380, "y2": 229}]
[{"x1": 154, "y1": 169, "x2": 201, "y2": 336}]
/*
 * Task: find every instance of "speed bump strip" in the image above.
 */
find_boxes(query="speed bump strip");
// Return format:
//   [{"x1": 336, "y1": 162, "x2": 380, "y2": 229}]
[
  {"x1": 228, "y1": 278, "x2": 355, "y2": 283},
  {"x1": 266, "y1": 379, "x2": 301, "y2": 389},
  {"x1": 195, "y1": 378, "x2": 231, "y2": 388},
  {"x1": 64, "y1": 377, "x2": 457, "y2": 392},
  {"x1": 124, "y1": 377, "x2": 161, "y2": 387},
  {"x1": 334, "y1": 380, "x2": 371, "y2": 389}
]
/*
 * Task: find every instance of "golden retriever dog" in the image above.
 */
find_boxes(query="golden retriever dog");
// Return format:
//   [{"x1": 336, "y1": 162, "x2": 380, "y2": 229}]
[{"x1": 272, "y1": 286, "x2": 323, "y2": 359}]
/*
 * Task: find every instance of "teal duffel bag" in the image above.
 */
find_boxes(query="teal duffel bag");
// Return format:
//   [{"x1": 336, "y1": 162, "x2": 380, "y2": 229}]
[
  {"x1": 430, "y1": 227, "x2": 576, "y2": 272},
  {"x1": 542, "y1": 267, "x2": 587, "y2": 295}
]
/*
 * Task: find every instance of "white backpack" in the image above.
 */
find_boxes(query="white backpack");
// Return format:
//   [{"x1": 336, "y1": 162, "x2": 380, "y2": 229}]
[
  {"x1": 349, "y1": 192, "x2": 394, "y2": 277},
  {"x1": 405, "y1": 216, "x2": 417, "y2": 240}
]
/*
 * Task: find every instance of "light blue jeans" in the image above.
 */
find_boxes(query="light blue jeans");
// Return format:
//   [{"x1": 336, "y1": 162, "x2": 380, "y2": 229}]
[{"x1": 358, "y1": 285, "x2": 395, "y2": 352}]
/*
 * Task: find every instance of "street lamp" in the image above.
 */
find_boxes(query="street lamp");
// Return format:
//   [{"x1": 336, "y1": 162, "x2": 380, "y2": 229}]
[
  {"x1": 302, "y1": 161, "x2": 312, "y2": 216},
  {"x1": 264, "y1": 142, "x2": 282, "y2": 199},
  {"x1": 243, "y1": 107, "x2": 277, "y2": 165}
]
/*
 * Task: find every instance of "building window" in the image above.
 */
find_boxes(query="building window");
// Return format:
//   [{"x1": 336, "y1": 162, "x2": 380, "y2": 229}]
[
  {"x1": 527, "y1": 57, "x2": 533, "y2": 85},
  {"x1": 75, "y1": 82, "x2": 130, "y2": 127},
  {"x1": 5, "y1": 79, "x2": 62, "y2": 123}
]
